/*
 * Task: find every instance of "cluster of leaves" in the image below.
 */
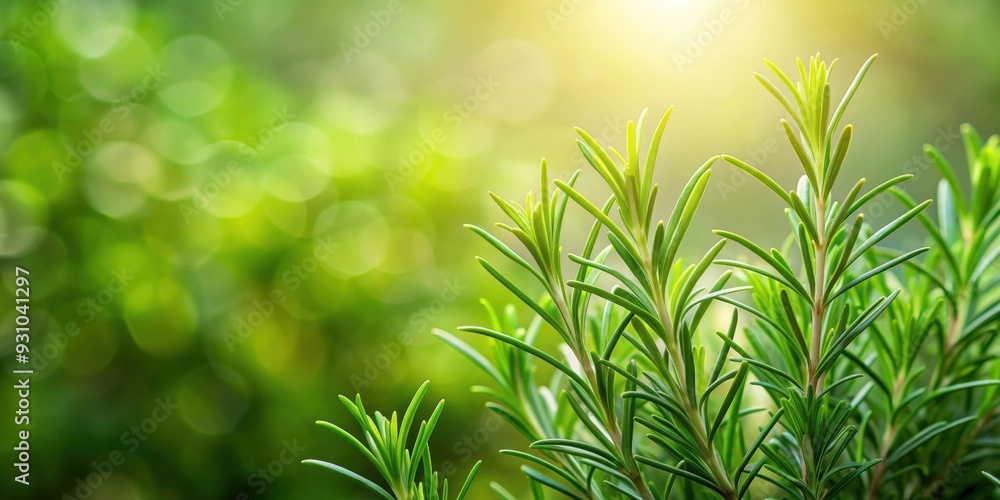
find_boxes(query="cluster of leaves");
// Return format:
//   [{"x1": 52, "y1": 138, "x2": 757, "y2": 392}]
[
  {"x1": 302, "y1": 381, "x2": 481, "y2": 500},
  {"x1": 304, "y1": 55, "x2": 1000, "y2": 499},
  {"x1": 437, "y1": 109, "x2": 779, "y2": 500},
  {"x1": 712, "y1": 55, "x2": 932, "y2": 499},
  {"x1": 834, "y1": 123, "x2": 1000, "y2": 498}
]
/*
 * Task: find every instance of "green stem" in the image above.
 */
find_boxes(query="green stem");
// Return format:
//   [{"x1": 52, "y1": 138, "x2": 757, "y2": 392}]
[
  {"x1": 653, "y1": 288, "x2": 737, "y2": 499},
  {"x1": 634, "y1": 229, "x2": 736, "y2": 499},
  {"x1": 933, "y1": 288, "x2": 968, "y2": 388},
  {"x1": 865, "y1": 376, "x2": 902, "y2": 500},
  {"x1": 799, "y1": 178, "x2": 829, "y2": 491},
  {"x1": 550, "y1": 282, "x2": 655, "y2": 500},
  {"x1": 809, "y1": 196, "x2": 828, "y2": 394}
]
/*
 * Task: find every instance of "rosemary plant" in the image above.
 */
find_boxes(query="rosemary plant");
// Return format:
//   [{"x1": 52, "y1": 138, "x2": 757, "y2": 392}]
[
  {"x1": 304, "y1": 54, "x2": 1000, "y2": 499},
  {"x1": 303, "y1": 381, "x2": 481, "y2": 499},
  {"x1": 841, "y1": 123, "x2": 1000, "y2": 499},
  {"x1": 438, "y1": 107, "x2": 783, "y2": 500},
  {"x1": 712, "y1": 54, "x2": 932, "y2": 499}
]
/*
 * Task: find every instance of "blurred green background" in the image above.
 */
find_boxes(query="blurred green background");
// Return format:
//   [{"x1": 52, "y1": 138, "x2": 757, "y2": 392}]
[{"x1": 0, "y1": 0, "x2": 998, "y2": 498}]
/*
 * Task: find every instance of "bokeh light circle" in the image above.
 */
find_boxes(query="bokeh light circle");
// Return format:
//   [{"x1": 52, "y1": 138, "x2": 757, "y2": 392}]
[
  {"x1": 77, "y1": 29, "x2": 155, "y2": 102},
  {"x1": 124, "y1": 277, "x2": 198, "y2": 356},
  {"x1": 474, "y1": 39, "x2": 554, "y2": 123},
  {"x1": 0, "y1": 42, "x2": 48, "y2": 110},
  {"x1": 83, "y1": 144, "x2": 151, "y2": 220},
  {"x1": 318, "y1": 55, "x2": 406, "y2": 135},
  {"x1": 313, "y1": 201, "x2": 390, "y2": 277},
  {"x1": 263, "y1": 156, "x2": 329, "y2": 202},
  {"x1": 0, "y1": 181, "x2": 48, "y2": 257},
  {"x1": 186, "y1": 140, "x2": 263, "y2": 219},
  {"x1": 176, "y1": 365, "x2": 249, "y2": 435},
  {"x1": 55, "y1": 0, "x2": 137, "y2": 58},
  {"x1": 157, "y1": 35, "x2": 233, "y2": 117}
]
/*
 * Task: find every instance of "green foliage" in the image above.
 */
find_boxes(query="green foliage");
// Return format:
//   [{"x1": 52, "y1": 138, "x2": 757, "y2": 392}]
[
  {"x1": 449, "y1": 103, "x2": 786, "y2": 499},
  {"x1": 307, "y1": 54, "x2": 1000, "y2": 499},
  {"x1": 713, "y1": 54, "x2": 927, "y2": 499},
  {"x1": 839, "y1": 123, "x2": 1000, "y2": 498},
  {"x1": 303, "y1": 381, "x2": 481, "y2": 500}
]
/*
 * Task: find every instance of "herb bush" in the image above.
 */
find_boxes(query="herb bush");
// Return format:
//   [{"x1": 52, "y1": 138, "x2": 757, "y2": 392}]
[{"x1": 303, "y1": 55, "x2": 1000, "y2": 499}]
